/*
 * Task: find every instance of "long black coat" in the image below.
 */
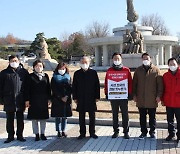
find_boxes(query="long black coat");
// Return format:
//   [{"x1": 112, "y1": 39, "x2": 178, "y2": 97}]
[
  {"x1": 72, "y1": 68, "x2": 100, "y2": 112},
  {"x1": 51, "y1": 74, "x2": 72, "y2": 117},
  {"x1": 25, "y1": 73, "x2": 51, "y2": 120},
  {"x1": 0, "y1": 65, "x2": 29, "y2": 112}
]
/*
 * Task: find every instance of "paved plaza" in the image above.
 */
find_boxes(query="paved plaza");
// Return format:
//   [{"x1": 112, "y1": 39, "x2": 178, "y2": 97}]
[{"x1": 0, "y1": 118, "x2": 179, "y2": 154}]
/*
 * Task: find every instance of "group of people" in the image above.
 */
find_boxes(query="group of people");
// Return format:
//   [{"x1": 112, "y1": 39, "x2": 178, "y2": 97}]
[{"x1": 0, "y1": 53, "x2": 179, "y2": 146}]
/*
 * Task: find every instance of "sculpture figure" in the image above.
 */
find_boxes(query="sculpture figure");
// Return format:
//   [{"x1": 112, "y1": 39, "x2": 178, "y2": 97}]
[
  {"x1": 130, "y1": 25, "x2": 144, "y2": 53},
  {"x1": 127, "y1": 0, "x2": 139, "y2": 22}
]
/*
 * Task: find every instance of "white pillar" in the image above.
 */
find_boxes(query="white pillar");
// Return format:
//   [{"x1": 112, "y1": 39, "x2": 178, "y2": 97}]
[
  {"x1": 143, "y1": 43, "x2": 147, "y2": 52},
  {"x1": 119, "y1": 44, "x2": 123, "y2": 53},
  {"x1": 159, "y1": 44, "x2": 164, "y2": 65},
  {"x1": 165, "y1": 45, "x2": 172, "y2": 65},
  {"x1": 95, "y1": 46, "x2": 100, "y2": 66},
  {"x1": 103, "y1": 45, "x2": 108, "y2": 66}
]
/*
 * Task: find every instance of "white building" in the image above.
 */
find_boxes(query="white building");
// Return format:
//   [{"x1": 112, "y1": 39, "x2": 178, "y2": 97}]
[{"x1": 88, "y1": 23, "x2": 178, "y2": 70}]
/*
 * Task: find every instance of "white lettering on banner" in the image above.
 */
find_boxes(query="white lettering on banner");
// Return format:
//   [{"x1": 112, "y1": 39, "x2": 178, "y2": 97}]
[
  {"x1": 108, "y1": 79, "x2": 128, "y2": 99},
  {"x1": 107, "y1": 71, "x2": 128, "y2": 100}
]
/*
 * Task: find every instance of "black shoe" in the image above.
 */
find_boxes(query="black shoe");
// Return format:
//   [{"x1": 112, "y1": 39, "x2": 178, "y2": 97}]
[
  {"x1": 35, "y1": 134, "x2": 40, "y2": 141},
  {"x1": 112, "y1": 132, "x2": 119, "y2": 138},
  {"x1": 62, "y1": 132, "x2": 67, "y2": 138},
  {"x1": 77, "y1": 134, "x2": 85, "y2": 140},
  {"x1": 90, "y1": 134, "x2": 98, "y2": 139},
  {"x1": 57, "y1": 132, "x2": 62, "y2": 138},
  {"x1": 165, "y1": 135, "x2": 175, "y2": 141},
  {"x1": 4, "y1": 137, "x2": 14, "y2": 143},
  {"x1": 150, "y1": 133, "x2": 156, "y2": 139},
  {"x1": 40, "y1": 134, "x2": 47, "y2": 140},
  {"x1": 17, "y1": 136, "x2": 26, "y2": 142},
  {"x1": 124, "y1": 133, "x2": 130, "y2": 139},
  {"x1": 139, "y1": 133, "x2": 147, "y2": 140}
]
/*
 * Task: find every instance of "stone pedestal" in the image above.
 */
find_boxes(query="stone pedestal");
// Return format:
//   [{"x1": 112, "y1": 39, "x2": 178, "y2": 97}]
[{"x1": 121, "y1": 54, "x2": 142, "y2": 68}]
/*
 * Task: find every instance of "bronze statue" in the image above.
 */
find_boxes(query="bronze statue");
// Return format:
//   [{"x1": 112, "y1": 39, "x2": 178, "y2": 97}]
[
  {"x1": 130, "y1": 25, "x2": 144, "y2": 53},
  {"x1": 127, "y1": 0, "x2": 139, "y2": 22},
  {"x1": 122, "y1": 26, "x2": 144, "y2": 54},
  {"x1": 122, "y1": 29, "x2": 134, "y2": 54}
]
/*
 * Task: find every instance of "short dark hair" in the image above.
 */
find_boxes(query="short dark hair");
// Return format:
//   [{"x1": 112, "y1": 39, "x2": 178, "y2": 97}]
[
  {"x1": 54, "y1": 62, "x2": 69, "y2": 74},
  {"x1": 168, "y1": 57, "x2": 177, "y2": 65},
  {"x1": 112, "y1": 52, "x2": 122, "y2": 59},
  {"x1": 141, "y1": 52, "x2": 150, "y2": 58},
  {"x1": 33, "y1": 59, "x2": 45, "y2": 68},
  {"x1": 9, "y1": 55, "x2": 18, "y2": 61}
]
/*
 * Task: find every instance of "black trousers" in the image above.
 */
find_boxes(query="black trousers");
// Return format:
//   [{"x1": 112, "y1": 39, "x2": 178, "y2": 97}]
[
  {"x1": 138, "y1": 108, "x2": 156, "y2": 135},
  {"x1": 166, "y1": 107, "x2": 180, "y2": 139},
  {"x1": 79, "y1": 111, "x2": 95, "y2": 136},
  {"x1": 110, "y1": 100, "x2": 129, "y2": 133},
  {"x1": 6, "y1": 111, "x2": 24, "y2": 138}
]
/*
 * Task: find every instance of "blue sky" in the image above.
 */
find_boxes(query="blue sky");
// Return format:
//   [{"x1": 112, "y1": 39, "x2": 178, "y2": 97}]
[{"x1": 0, "y1": 0, "x2": 179, "y2": 41}]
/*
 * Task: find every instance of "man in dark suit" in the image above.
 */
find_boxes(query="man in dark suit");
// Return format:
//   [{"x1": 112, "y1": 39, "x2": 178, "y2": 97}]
[
  {"x1": 72, "y1": 56, "x2": 100, "y2": 139},
  {"x1": 0, "y1": 55, "x2": 29, "y2": 143}
]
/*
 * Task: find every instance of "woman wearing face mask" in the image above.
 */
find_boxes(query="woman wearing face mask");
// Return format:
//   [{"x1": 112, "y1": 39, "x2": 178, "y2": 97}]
[
  {"x1": 51, "y1": 62, "x2": 72, "y2": 138},
  {"x1": 161, "y1": 58, "x2": 180, "y2": 145},
  {"x1": 24, "y1": 60, "x2": 51, "y2": 141}
]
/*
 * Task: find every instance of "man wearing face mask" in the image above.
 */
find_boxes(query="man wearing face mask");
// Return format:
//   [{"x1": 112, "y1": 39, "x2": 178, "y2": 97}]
[
  {"x1": 133, "y1": 53, "x2": 163, "y2": 140},
  {"x1": 0, "y1": 55, "x2": 29, "y2": 143},
  {"x1": 161, "y1": 58, "x2": 180, "y2": 145},
  {"x1": 72, "y1": 56, "x2": 100, "y2": 139},
  {"x1": 104, "y1": 53, "x2": 133, "y2": 139}
]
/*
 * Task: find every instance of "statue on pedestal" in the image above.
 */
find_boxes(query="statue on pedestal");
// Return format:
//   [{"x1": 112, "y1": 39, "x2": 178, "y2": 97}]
[
  {"x1": 122, "y1": 25, "x2": 144, "y2": 54},
  {"x1": 127, "y1": 0, "x2": 139, "y2": 22},
  {"x1": 36, "y1": 38, "x2": 51, "y2": 59}
]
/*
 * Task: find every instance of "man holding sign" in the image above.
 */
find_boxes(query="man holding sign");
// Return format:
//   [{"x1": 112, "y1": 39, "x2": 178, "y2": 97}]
[{"x1": 104, "y1": 53, "x2": 132, "y2": 139}]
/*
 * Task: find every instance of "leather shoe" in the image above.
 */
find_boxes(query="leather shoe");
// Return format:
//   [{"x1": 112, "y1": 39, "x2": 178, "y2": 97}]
[
  {"x1": 112, "y1": 132, "x2": 119, "y2": 138},
  {"x1": 124, "y1": 133, "x2": 130, "y2": 139},
  {"x1": 40, "y1": 134, "x2": 47, "y2": 140},
  {"x1": 77, "y1": 134, "x2": 85, "y2": 140},
  {"x1": 17, "y1": 136, "x2": 26, "y2": 142},
  {"x1": 165, "y1": 135, "x2": 175, "y2": 141},
  {"x1": 90, "y1": 134, "x2": 98, "y2": 139},
  {"x1": 4, "y1": 137, "x2": 14, "y2": 143}
]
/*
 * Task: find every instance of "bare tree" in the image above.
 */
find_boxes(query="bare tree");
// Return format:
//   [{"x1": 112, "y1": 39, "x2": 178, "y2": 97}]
[
  {"x1": 85, "y1": 21, "x2": 110, "y2": 38},
  {"x1": 141, "y1": 13, "x2": 170, "y2": 36}
]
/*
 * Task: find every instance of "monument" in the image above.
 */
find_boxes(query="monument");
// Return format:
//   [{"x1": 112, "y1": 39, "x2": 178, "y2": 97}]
[
  {"x1": 127, "y1": 0, "x2": 139, "y2": 22},
  {"x1": 88, "y1": 0, "x2": 178, "y2": 70},
  {"x1": 27, "y1": 36, "x2": 58, "y2": 71},
  {"x1": 36, "y1": 38, "x2": 51, "y2": 60}
]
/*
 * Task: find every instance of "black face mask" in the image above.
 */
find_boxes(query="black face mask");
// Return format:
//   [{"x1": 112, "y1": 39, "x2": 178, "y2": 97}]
[{"x1": 112, "y1": 63, "x2": 123, "y2": 70}]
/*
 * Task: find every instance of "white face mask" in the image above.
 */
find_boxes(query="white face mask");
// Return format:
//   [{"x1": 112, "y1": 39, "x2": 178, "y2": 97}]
[
  {"x1": 169, "y1": 66, "x2": 178, "y2": 72},
  {"x1": 80, "y1": 63, "x2": 89, "y2": 70},
  {"x1": 143, "y1": 60, "x2": 151, "y2": 66},
  {"x1": 10, "y1": 62, "x2": 19, "y2": 68},
  {"x1": 35, "y1": 67, "x2": 43, "y2": 73},
  {"x1": 58, "y1": 69, "x2": 66, "y2": 75},
  {"x1": 113, "y1": 60, "x2": 122, "y2": 66}
]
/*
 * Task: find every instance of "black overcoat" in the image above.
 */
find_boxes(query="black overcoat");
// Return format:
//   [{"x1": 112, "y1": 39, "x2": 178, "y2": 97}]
[
  {"x1": 72, "y1": 68, "x2": 100, "y2": 112},
  {"x1": 0, "y1": 65, "x2": 29, "y2": 112},
  {"x1": 25, "y1": 73, "x2": 51, "y2": 120}
]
